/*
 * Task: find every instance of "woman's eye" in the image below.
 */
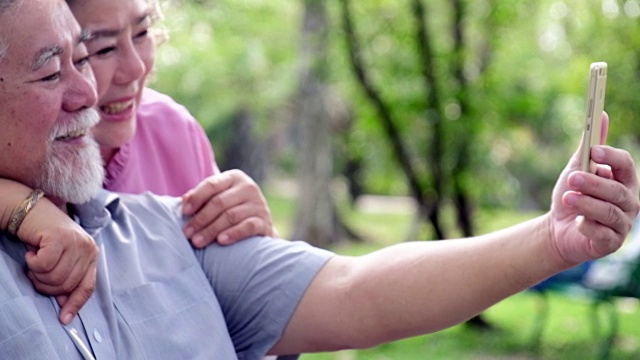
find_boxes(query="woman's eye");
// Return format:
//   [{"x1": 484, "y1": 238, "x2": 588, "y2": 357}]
[
  {"x1": 94, "y1": 46, "x2": 116, "y2": 57},
  {"x1": 134, "y1": 29, "x2": 148, "y2": 40}
]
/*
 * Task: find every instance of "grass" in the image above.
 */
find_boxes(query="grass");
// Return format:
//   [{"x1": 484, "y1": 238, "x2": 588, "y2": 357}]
[
  {"x1": 264, "y1": 189, "x2": 640, "y2": 360},
  {"x1": 299, "y1": 292, "x2": 640, "y2": 359}
]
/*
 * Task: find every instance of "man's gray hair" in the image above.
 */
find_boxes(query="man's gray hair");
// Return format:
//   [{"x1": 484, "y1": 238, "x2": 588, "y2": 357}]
[{"x1": 0, "y1": 0, "x2": 21, "y2": 60}]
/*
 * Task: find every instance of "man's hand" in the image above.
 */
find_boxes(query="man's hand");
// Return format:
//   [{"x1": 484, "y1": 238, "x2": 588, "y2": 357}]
[
  {"x1": 182, "y1": 169, "x2": 278, "y2": 247},
  {"x1": 549, "y1": 113, "x2": 640, "y2": 266},
  {"x1": 18, "y1": 197, "x2": 98, "y2": 325}
]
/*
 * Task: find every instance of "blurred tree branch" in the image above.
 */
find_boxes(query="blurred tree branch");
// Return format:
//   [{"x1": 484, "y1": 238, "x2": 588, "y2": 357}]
[{"x1": 339, "y1": 0, "x2": 445, "y2": 239}]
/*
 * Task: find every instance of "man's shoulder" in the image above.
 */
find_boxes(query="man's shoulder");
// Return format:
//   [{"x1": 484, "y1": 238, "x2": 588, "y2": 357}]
[
  {"x1": 199, "y1": 236, "x2": 334, "y2": 286},
  {"x1": 97, "y1": 191, "x2": 191, "y2": 255}
]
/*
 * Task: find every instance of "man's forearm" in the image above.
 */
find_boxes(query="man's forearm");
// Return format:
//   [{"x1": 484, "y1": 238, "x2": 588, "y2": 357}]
[{"x1": 273, "y1": 214, "x2": 563, "y2": 353}]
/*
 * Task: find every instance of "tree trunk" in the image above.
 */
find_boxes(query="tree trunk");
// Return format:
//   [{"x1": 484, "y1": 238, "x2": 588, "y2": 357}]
[
  {"x1": 292, "y1": 0, "x2": 339, "y2": 247},
  {"x1": 450, "y1": 0, "x2": 474, "y2": 237},
  {"x1": 222, "y1": 108, "x2": 266, "y2": 184},
  {"x1": 410, "y1": 0, "x2": 447, "y2": 240}
]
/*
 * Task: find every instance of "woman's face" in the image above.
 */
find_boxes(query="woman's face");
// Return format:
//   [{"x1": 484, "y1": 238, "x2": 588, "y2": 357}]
[{"x1": 68, "y1": 0, "x2": 156, "y2": 163}]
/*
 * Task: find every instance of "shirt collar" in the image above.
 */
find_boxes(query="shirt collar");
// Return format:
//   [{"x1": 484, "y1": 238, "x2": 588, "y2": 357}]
[{"x1": 69, "y1": 190, "x2": 119, "y2": 235}]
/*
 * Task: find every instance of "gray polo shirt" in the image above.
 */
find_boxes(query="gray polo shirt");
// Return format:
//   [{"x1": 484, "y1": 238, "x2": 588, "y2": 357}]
[{"x1": 0, "y1": 190, "x2": 333, "y2": 359}]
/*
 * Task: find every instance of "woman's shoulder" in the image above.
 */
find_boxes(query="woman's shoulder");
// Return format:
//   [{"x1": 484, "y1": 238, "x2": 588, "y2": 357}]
[
  {"x1": 131, "y1": 88, "x2": 214, "y2": 166},
  {"x1": 137, "y1": 87, "x2": 197, "y2": 126}
]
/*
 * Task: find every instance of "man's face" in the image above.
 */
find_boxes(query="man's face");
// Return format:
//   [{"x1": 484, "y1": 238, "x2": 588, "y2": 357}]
[{"x1": 0, "y1": 0, "x2": 104, "y2": 206}]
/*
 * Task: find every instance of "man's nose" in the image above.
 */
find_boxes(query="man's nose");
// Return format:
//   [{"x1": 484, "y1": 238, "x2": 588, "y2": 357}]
[{"x1": 63, "y1": 66, "x2": 98, "y2": 112}]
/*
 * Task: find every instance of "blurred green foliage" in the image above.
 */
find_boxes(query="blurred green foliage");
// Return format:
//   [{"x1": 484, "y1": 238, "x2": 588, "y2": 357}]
[
  {"x1": 301, "y1": 291, "x2": 640, "y2": 359},
  {"x1": 152, "y1": 0, "x2": 640, "y2": 211}
]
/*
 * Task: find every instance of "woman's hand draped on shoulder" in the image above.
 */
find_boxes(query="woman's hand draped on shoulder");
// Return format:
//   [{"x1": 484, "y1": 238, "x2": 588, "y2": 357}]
[{"x1": 182, "y1": 169, "x2": 279, "y2": 248}]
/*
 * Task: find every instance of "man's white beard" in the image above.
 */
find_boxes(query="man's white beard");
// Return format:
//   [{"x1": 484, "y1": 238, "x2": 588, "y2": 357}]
[{"x1": 33, "y1": 109, "x2": 105, "y2": 204}]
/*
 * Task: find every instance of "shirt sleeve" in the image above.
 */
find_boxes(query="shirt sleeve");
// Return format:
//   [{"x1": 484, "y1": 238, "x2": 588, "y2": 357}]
[{"x1": 195, "y1": 237, "x2": 334, "y2": 359}]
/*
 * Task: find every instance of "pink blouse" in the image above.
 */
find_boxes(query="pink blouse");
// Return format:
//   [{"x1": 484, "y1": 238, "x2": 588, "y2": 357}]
[{"x1": 103, "y1": 88, "x2": 219, "y2": 197}]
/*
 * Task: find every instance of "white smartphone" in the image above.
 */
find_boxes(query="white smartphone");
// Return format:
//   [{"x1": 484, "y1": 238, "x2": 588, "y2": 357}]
[{"x1": 580, "y1": 62, "x2": 608, "y2": 173}]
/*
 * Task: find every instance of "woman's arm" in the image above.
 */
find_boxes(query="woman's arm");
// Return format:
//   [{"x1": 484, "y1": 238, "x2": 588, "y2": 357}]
[{"x1": 0, "y1": 179, "x2": 98, "y2": 325}]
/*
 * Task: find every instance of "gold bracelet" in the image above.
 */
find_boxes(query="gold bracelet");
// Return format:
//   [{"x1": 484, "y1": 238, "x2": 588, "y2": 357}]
[{"x1": 7, "y1": 189, "x2": 45, "y2": 236}]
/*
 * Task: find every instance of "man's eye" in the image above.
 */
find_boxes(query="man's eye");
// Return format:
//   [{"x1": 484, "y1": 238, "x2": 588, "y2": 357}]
[
  {"x1": 39, "y1": 72, "x2": 61, "y2": 82},
  {"x1": 75, "y1": 56, "x2": 90, "y2": 69}
]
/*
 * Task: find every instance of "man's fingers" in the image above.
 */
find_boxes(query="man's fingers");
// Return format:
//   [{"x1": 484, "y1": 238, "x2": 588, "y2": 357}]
[
  {"x1": 567, "y1": 171, "x2": 636, "y2": 236},
  {"x1": 571, "y1": 146, "x2": 640, "y2": 221},
  {"x1": 599, "y1": 112, "x2": 609, "y2": 146},
  {"x1": 591, "y1": 145, "x2": 639, "y2": 192},
  {"x1": 570, "y1": 172, "x2": 637, "y2": 215},
  {"x1": 564, "y1": 188, "x2": 630, "y2": 237},
  {"x1": 578, "y1": 217, "x2": 622, "y2": 256}
]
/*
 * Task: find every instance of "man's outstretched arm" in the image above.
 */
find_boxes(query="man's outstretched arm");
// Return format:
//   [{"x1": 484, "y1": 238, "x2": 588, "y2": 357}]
[{"x1": 272, "y1": 141, "x2": 639, "y2": 354}]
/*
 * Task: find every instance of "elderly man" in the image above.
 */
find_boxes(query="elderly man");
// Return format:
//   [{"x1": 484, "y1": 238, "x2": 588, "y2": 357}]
[{"x1": 1, "y1": 0, "x2": 638, "y2": 359}]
